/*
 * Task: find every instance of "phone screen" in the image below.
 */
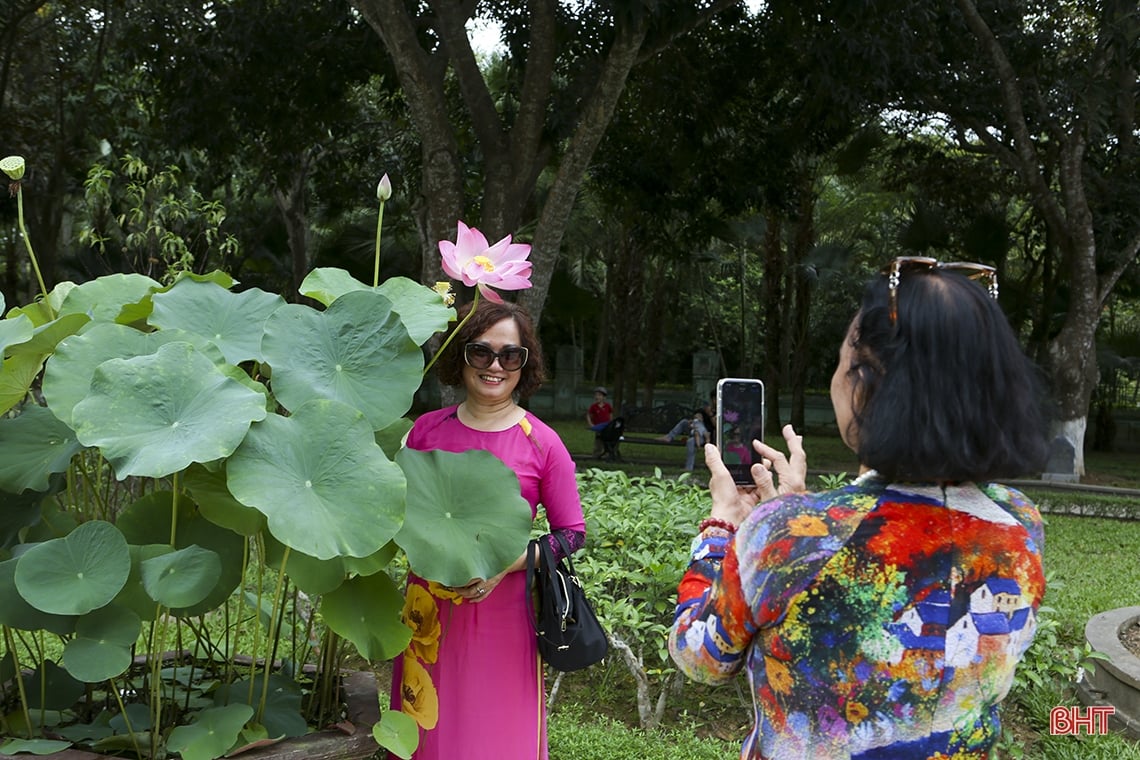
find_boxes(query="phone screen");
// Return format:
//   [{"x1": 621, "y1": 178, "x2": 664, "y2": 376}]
[{"x1": 716, "y1": 378, "x2": 766, "y2": 484}]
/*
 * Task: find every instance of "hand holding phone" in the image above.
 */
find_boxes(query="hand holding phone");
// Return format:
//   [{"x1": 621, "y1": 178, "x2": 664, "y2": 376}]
[{"x1": 716, "y1": 378, "x2": 766, "y2": 485}]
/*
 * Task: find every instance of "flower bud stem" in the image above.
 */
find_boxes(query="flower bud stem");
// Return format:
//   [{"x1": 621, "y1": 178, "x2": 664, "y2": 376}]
[
  {"x1": 15, "y1": 186, "x2": 54, "y2": 318},
  {"x1": 372, "y1": 200, "x2": 385, "y2": 287},
  {"x1": 422, "y1": 288, "x2": 480, "y2": 376}
]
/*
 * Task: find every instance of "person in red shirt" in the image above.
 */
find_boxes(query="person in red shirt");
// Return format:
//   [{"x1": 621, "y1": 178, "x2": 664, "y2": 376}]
[{"x1": 586, "y1": 386, "x2": 613, "y2": 457}]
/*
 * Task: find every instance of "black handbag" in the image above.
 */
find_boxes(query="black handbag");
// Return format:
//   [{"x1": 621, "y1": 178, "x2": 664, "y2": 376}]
[{"x1": 525, "y1": 533, "x2": 608, "y2": 672}]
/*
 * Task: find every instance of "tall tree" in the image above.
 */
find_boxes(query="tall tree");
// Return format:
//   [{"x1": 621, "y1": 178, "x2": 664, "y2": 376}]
[
  {"x1": 951, "y1": 0, "x2": 1140, "y2": 476},
  {"x1": 774, "y1": 0, "x2": 1140, "y2": 477},
  {"x1": 346, "y1": 0, "x2": 740, "y2": 322},
  {"x1": 136, "y1": 0, "x2": 387, "y2": 295}
]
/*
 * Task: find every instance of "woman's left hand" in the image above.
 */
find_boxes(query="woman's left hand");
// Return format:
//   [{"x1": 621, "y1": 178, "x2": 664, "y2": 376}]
[
  {"x1": 703, "y1": 424, "x2": 809, "y2": 527},
  {"x1": 453, "y1": 570, "x2": 507, "y2": 603}
]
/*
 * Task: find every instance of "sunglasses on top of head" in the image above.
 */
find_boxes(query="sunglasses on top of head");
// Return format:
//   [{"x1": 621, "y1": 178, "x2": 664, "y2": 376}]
[
  {"x1": 463, "y1": 342, "x2": 529, "y2": 372},
  {"x1": 881, "y1": 256, "x2": 998, "y2": 324}
]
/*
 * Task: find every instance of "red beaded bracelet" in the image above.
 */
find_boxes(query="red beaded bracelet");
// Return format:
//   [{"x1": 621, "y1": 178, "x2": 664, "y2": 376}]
[{"x1": 698, "y1": 517, "x2": 738, "y2": 533}]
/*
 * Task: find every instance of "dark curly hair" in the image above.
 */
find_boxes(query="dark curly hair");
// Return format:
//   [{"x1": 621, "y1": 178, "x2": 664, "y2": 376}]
[
  {"x1": 432, "y1": 300, "x2": 547, "y2": 400},
  {"x1": 843, "y1": 266, "x2": 1049, "y2": 481}
]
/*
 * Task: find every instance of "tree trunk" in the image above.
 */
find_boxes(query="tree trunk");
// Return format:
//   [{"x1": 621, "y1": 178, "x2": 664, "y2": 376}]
[
  {"x1": 272, "y1": 160, "x2": 312, "y2": 299},
  {"x1": 350, "y1": 1, "x2": 736, "y2": 333},
  {"x1": 788, "y1": 168, "x2": 817, "y2": 431},
  {"x1": 762, "y1": 209, "x2": 784, "y2": 436},
  {"x1": 955, "y1": 0, "x2": 1140, "y2": 479}
]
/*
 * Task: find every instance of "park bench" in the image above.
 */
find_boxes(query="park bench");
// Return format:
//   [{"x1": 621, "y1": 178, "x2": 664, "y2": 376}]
[{"x1": 591, "y1": 402, "x2": 696, "y2": 461}]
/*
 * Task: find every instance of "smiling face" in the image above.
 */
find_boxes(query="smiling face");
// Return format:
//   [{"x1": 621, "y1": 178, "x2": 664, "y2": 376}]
[{"x1": 462, "y1": 317, "x2": 523, "y2": 407}]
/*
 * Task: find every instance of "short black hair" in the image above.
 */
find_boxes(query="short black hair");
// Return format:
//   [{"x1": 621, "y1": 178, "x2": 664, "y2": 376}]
[
  {"x1": 432, "y1": 300, "x2": 547, "y2": 400},
  {"x1": 844, "y1": 266, "x2": 1048, "y2": 481}
]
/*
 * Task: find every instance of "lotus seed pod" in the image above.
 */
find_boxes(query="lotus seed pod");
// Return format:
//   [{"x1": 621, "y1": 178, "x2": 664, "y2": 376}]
[{"x1": 1, "y1": 155, "x2": 25, "y2": 181}]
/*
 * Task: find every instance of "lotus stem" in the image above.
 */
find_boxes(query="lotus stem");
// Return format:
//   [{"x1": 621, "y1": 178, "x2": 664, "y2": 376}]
[
  {"x1": 258, "y1": 546, "x2": 291, "y2": 724},
  {"x1": 422, "y1": 288, "x2": 480, "y2": 376},
  {"x1": 373, "y1": 199, "x2": 385, "y2": 287},
  {"x1": 13, "y1": 186, "x2": 53, "y2": 319},
  {"x1": 108, "y1": 675, "x2": 146, "y2": 760},
  {"x1": 4, "y1": 626, "x2": 33, "y2": 738},
  {"x1": 169, "y1": 472, "x2": 180, "y2": 546}
]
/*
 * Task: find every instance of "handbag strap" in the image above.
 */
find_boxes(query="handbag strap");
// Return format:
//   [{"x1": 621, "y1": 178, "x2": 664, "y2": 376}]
[
  {"x1": 525, "y1": 539, "x2": 544, "y2": 636},
  {"x1": 525, "y1": 534, "x2": 577, "y2": 637}
]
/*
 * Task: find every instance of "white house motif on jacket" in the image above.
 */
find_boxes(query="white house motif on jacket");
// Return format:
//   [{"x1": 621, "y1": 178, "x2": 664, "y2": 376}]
[{"x1": 889, "y1": 578, "x2": 1036, "y2": 669}]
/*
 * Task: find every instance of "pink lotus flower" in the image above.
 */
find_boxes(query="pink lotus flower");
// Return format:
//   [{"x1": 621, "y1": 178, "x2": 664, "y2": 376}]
[{"x1": 438, "y1": 221, "x2": 532, "y2": 303}]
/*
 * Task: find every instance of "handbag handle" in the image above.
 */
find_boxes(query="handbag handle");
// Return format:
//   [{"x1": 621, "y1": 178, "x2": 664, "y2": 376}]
[{"x1": 525, "y1": 533, "x2": 577, "y2": 637}]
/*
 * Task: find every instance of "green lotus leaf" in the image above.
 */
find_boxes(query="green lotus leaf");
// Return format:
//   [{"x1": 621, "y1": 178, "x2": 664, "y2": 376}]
[
  {"x1": 5, "y1": 282, "x2": 71, "y2": 327},
  {"x1": 71, "y1": 341, "x2": 267, "y2": 479},
  {"x1": 0, "y1": 352, "x2": 45, "y2": 416},
  {"x1": 22, "y1": 499, "x2": 80, "y2": 545},
  {"x1": 184, "y1": 463, "x2": 265, "y2": 537},
  {"x1": 107, "y1": 702, "x2": 151, "y2": 732},
  {"x1": 0, "y1": 405, "x2": 82, "y2": 494},
  {"x1": 262, "y1": 534, "x2": 345, "y2": 595},
  {"x1": 343, "y1": 540, "x2": 399, "y2": 578},
  {"x1": 112, "y1": 544, "x2": 173, "y2": 622},
  {"x1": 374, "y1": 417, "x2": 413, "y2": 459},
  {"x1": 6, "y1": 312, "x2": 89, "y2": 357},
  {"x1": 149, "y1": 278, "x2": 285, "y2": 365},
  {"x1": 57, "y1": 273, "x2": 162, "y2": 322},
  {"x1": 226, "y1": 399, "x2": 405, "y2": 560},
  {"x1": 140, "y1": 544, "x2": 222, "y2": 609},
  {"x1": 0, "y1": 558, "x2": 76, "y2": 633},
  {"x1": 114, "y1": 491, "x2": 243, "y2": 617},
  {"x1": 377, "y1": 276, "x2": 455, "y2": 345},
  {"x1": 320, "y1": 570, "x2": 411, "y2": 661},
  {"x1": 297, "y1": 266, "x2": 367, "y2": 306},
  {"x1": 214, "y1": 674, "x2": 306, "y2": 739},
  {"x1": 14, "y1": 520, "x2": 130, "y2": 615},
  {"x1": 0, "y1": 739, "x2": 75, "y2": 756},
  {"x1": 44, "y1": 322, "x2": 226, "y2": 428},
  {"x1": 54, "y1": 709, "x2": 115, "y2": 743},
  {"x1": 299, "y1": 268, "x2": 454, "y2": 348},
  {"x1": 374, "y1": 710, "x2": 418, "y2": 760},
  {"x1": 0, "y1": 490, "x2": 46, "y2": 556},
  {"x1": 260, "y1": 290, "x2": 422, "y2": 431},
  {"x1": 167, "y1": 704, "x2": 254, "y2": 760},
  {"x1": 395, "y1": 448, "x2": 532, "y2": 586},
  {"x1": 0, "y1": 312, "x2": 33, "y2": 355},
  {"x1": 177, "y1": 269, "x2": 237, "y2": 289},
  {"x1": 14, "y1": 660, "x2": 85, "y2": 711},
  {"x1": 61, "y1": 605, "x2": 141, "y2": 682}
]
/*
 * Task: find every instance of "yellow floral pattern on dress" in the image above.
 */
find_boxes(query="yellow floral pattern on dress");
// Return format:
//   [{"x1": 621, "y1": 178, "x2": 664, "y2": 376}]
[
  {"x1": 402, "y1": 583, "x2": 442, "y2": 664},
  {"x1": 427, "y1": 580, "x2": 464, "y2": 604},
  {"x1": 399, "y1": 654, "x2": 439, "y2": 730}
]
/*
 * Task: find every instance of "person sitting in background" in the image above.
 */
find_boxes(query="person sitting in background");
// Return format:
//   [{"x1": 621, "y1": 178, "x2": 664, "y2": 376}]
[
  {"x1": 586, "y1": 386, "x2": 614, "y2": 457},
  {"x1": 669, "y1": 257, "x2": 1049, "y2": 759},
  {"x1": 660, "y1": 391, "x2": 716, "y2": 471}
]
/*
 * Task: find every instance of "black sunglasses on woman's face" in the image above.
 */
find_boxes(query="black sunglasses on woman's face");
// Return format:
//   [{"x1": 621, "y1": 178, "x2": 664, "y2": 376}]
[{"x1": 464, "y1": 342, "x2": 529, "y2": 372}]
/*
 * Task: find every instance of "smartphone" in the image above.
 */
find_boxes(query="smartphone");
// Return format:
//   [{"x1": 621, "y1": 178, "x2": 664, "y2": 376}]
[{"x1": 716, "y1": 378, "x2": 766, "y2": 485}]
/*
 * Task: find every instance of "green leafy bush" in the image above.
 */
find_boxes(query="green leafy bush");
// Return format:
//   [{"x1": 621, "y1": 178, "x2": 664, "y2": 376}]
[{"x1": 574, "y1": 468, "x2": 708, "y2": 729}]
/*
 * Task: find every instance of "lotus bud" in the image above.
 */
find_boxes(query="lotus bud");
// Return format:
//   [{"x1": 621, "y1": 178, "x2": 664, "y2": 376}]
[
  {"x1": 376, "y1": 173, "x2": 392, "y2": 202},
  {"x1": 1, "y1": 155, "x2": 26, "y2": 181}
]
